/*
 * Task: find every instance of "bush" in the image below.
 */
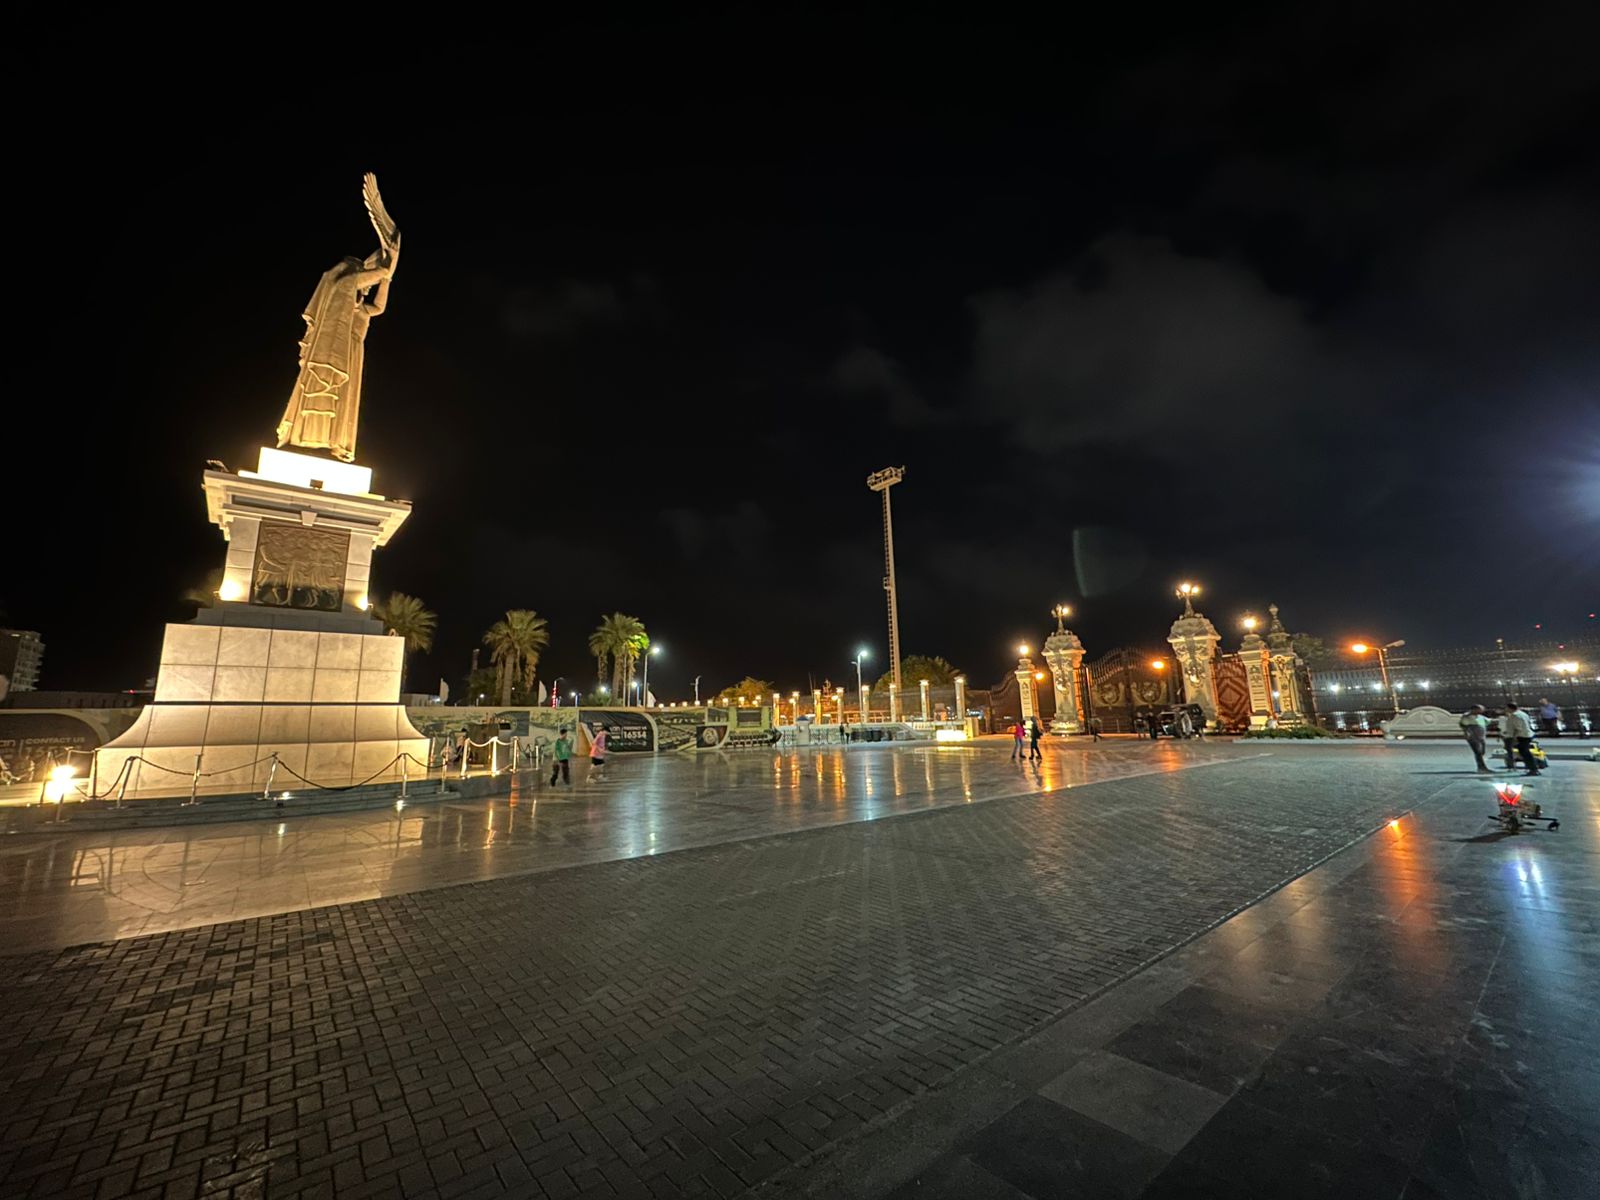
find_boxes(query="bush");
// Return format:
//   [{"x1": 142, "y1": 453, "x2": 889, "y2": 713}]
[{"x1": 1240, "y1": 725, "x2": 1334, "y2": 739}]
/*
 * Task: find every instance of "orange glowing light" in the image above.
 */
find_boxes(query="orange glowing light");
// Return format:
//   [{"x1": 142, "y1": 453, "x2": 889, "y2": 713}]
[
  {"x1": 1350, "y1": 642, "x2": 1371, "y2": 654},
  {"x1": 1150, "y1": 660, "x2": 1167, "y2": 671}
]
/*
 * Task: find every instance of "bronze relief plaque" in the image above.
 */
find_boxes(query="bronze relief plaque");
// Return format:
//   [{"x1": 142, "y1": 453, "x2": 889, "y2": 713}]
[{"x1": 251, "y1": 524, "x2": 350, "y2": 611}]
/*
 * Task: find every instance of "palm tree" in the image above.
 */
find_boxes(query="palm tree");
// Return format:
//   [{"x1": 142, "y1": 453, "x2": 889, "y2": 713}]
[
  {"x1": 587, "y1": 626, "x2": 612, "y2": 692},
  {"x1": 483, "y1": 610, "x2": 550, "y2": 706},
  {"x1": 373, "y1": 593, "x2": 437, "y2": 689},
  {"x1": 590, "y1": 613, "x2": 646, "y2": 701}
]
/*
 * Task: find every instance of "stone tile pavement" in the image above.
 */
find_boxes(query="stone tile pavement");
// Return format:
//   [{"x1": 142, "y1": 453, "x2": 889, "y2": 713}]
[{"x1": 0, "y1": 743, "x2": 1589, "y2": 1197}]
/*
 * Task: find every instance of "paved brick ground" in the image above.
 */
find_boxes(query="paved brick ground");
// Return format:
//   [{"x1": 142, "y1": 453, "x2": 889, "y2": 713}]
[{"x1": 0, "y1": 753, "x2": 1425, "y2": 1198}]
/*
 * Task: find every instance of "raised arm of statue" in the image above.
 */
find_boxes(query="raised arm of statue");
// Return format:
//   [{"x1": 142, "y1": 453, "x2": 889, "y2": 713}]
[{"x1": 362, "y1": 234, "x2": 399, "y2": 315}]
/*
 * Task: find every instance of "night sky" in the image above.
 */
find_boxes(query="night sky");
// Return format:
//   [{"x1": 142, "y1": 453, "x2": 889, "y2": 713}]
[{"x1": 12, "y1": 13, "x2": 1600, "y2": 698}]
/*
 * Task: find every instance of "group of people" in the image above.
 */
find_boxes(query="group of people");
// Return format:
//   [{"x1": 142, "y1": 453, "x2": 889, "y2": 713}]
[
  {"x1": 546, "y1": 726, "x2": 607, "y2": 786},
  {"x1": 1458, "y1": 702, "x2": 1548, "y2": 776},
  {"x1": 1010, "y1": 717, "x2": 1045, "y2": 762}
]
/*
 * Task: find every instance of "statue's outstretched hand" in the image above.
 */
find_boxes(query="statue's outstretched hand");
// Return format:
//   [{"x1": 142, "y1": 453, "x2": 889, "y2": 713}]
[{"x1": 385, "y1": 232, "x2": 402, "y2": 275}]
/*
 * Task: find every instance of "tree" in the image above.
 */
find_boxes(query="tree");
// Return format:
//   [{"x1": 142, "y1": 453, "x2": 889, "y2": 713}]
[
  {"x1": 714, "y1": 677, "x2": 777, "y2": 706},
  {"x1": 483, "y1": 610, "x2": 550, "y2": 706},
  {"x1": 1290, "y1": 634, "x2": 1335, "y2": 668},
  {"x1": 373, "y1": 592, "x2": 436, "y2": 689},
  {"x1": 874, "y1": 655, "x2": 960, "y2": 691},
  {"x1": 589, "y1": 613, "x2": 647, "y2": 699}
]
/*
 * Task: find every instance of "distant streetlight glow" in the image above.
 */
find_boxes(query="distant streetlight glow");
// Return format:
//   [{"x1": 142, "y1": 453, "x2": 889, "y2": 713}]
[{"x1": 1242, "y1": 615, "x2": 1258, "y2": 632}]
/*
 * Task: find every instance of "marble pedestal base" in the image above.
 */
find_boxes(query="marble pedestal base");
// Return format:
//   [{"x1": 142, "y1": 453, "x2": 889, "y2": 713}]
[{"x1": 97, "y1": 618, "x2": 427, "y2": 798}]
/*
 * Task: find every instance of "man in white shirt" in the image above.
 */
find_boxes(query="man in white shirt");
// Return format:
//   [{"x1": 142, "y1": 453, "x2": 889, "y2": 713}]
[{"x1": 1502, "y1": 703, "x2": 1542, "y2": 775}]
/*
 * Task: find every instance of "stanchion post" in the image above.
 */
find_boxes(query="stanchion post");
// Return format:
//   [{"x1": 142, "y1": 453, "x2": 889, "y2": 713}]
[
  {"x1": 400, "y1": 752, "x2": 409, "y2": 798},
  {"x1": 188, "y1": 752, "x2": 203, "y2": 806},
  {"x1": 116, "y1": 759, "x2": 131, "y2": 810},
  {"x1": 262, "y1": 752, "x2": 279, "y2": 802}
]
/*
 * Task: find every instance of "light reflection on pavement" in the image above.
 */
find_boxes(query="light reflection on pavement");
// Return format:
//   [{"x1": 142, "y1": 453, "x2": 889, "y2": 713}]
[{"x1": 0, "y1": 740, "x2": 1256, "y2": 951}]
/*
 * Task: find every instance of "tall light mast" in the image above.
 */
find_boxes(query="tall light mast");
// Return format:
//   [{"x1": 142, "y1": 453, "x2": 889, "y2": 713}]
[{"x1": 866, "y1": 466, "x2": 906, "y2": 692}]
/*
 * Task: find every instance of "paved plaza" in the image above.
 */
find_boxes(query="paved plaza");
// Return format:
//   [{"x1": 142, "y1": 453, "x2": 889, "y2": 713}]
[{"x1": 0, "y1": 739, "x2": 1594, "y2": 1197}]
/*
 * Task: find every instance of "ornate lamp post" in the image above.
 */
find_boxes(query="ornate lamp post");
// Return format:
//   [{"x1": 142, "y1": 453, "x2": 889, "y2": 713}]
[
  {"x1": 1042, "y1": 603, "x2": 1086, "y2": 734},
  {"x1": 853, "y1": 648, "x2": 871, "y2": 722},
  {"x1": 1240, "y1": 615, "x2": 1273, "y2": 729},
  {"x1": 1014, "y1": 643, "x2": 1039, "y2": 722}
]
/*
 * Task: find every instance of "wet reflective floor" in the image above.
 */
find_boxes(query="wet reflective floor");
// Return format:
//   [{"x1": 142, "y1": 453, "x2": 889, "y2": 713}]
[
  {"x1": 0, "y1": 740, "x2": 1594, "y2": 1198},
  {"x1": 0, "y1": 738, "x2": 1252, "y2": 952}
]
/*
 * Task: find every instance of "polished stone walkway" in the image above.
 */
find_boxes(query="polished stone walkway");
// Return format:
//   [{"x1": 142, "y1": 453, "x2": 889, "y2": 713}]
[
  {"x1": 0, "y1": 740, "x2": 1250, "y2": 952},
  {"x1": 0, "y1": 741, "x2": 1593, "y2": 1198}
]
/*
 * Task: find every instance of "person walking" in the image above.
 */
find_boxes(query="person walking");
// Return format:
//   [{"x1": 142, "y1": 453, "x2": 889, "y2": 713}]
[
  {"x1": 1458, "y1": 705, "x2": 1491, "y2": 774},
  {"x1": 1028, "y1": 717, "x2": 1044, "y2": 762},
  {"x1": 1502, "y1": 703, "x2": 1542, "y2": 775},
  {"x1": 589, "y1": 726, "x2": 609, "y2": 776},
  {"x1": 1537, "y1": 697, "x2": 1561, "y2": 737},
  {"x1": 1011, "y1": 719, "x2": 1026, "y2": 761},
  {"x1": 1089, "y1": 715, "x2": 1103, "y2": 743},
  {"x1": 1496, "y1": 708, "x2": 1517, "y2": 769},
  {"x1": 549, "y1": 727, "x2": 572, "y2": 786}
]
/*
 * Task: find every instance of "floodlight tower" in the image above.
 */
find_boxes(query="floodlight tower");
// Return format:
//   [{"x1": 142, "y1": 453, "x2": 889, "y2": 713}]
[{"x1": 866, "y1": 466, "x2": 907, "y2": 693}]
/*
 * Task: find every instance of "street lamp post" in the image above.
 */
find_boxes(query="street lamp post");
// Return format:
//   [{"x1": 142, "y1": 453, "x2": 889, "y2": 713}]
[
  {"x1": 641, "y1": 644, "x2": 661, "y2": 707},
  {"x1": 853, "y1": 648, "x2": 871, "y2": 722},
  {"x1": 1350, "y1": 640, "x2": 1406, "y2": 715}
]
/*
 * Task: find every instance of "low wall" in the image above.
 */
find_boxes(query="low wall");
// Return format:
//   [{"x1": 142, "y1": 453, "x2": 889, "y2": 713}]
[{"x1": 405, "y1": 705, "x2": 777, "y2": 753}]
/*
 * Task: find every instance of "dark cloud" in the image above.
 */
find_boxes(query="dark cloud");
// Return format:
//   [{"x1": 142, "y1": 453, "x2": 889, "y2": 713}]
[
  {"x1": 831, "y1": 346, "x2": 934, "y2": 427},
  {"x1": 500, "y1": 275, "x2": 658, "y2": 340},
  {"x1": 968, "y1": 235, "x2": 1326, "y2": 452}
]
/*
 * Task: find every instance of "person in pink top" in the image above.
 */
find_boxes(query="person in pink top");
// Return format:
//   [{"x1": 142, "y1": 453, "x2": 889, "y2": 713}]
[{"x1": 589, "y1": 727, "x2": 609, "y2": 773}]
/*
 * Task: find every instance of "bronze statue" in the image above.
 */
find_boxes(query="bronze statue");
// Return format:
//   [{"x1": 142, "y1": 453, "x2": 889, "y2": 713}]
[{"x1": 276, "y1": 174, "x2": 400, "y2": 463}]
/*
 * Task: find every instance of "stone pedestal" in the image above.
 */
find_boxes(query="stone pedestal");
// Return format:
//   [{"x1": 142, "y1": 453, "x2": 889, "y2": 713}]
[
  {"x1": 1015, "y1": 655, "x2": 1039, "y2": 721},
  {"x1": 1240, "y1": 631, "x2": 1273, "y2": 729},
  {"x1": 888, "y1": 682, "x2": 900, "y2": 721},
  {"x1": 954, "y1": 676, "x2": 967, "y2": 719},
  {"x1": 919, "y1": 679, "x2": 930, "y2": 720},
  {"x1": 1168, "y1": 600, "x2": 1222, "y2": 727},
  {"x1": 812, "y1": 688, "x2": 823, "y2": 722},
  {"x1": 1266, "y1": 604, "x2": 1306, "y2": 725},
  {"x1": 98, "y1": 618, "x2": 428, "y2": 797},
  {"x1": 98, "y1": 448, "x2": 425, "y2": 797},
  {"x1": 1042, "y1": 628, "x2": 1086, "y2": 734}
]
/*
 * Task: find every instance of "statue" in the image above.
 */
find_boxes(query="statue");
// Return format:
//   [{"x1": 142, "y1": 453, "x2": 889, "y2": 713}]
[{"x1": 276, "y1": 173, "x2": 400, "y2": 463}]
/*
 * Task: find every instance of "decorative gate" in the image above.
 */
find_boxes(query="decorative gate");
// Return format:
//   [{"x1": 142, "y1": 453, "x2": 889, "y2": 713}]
[
  {"x1": 1214, "y1": 654, "x2": 1251, "y2": 732},
  {"x1": 1083, "y1": 648, "x2": 1174, "y2": 733}
]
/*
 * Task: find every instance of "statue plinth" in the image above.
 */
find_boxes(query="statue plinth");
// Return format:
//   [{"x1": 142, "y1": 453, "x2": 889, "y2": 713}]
[
  {"x1": 204, "y1": 448, "x2": 412, "y2": 616},
  {"x1": 97, "y1": 449, "x2": 426, "y2": 797}
]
